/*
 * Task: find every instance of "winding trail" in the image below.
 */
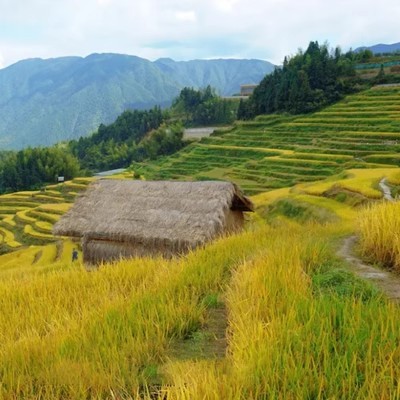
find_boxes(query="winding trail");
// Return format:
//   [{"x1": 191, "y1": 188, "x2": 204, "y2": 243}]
[
  {"x1": 337, "y1": 177, "x2": 399, "y2": 302},
  {"x1": 379, "y1": 178, "x2": 394, "y2": 201},
  {"x1": 337, "y1": 236, "x2": 400, "y2": 303}
]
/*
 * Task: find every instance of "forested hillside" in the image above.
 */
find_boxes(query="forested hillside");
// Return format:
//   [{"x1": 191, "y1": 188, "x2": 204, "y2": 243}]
[
  {"x1": 238, "y1": 42, "x2": 360, "y2": 119},
  {"x1": 68, "y1": 86, "x2": 238, "y2": 171},
  {"x1": 171, "y1": 85, "x2": 239, "y2": 126},
  {"x1": 68, "y1": 107, "x2": 185, "y2": 171},
  {"x1": 0, "y1": 54, "x2": 274, "y2": 149},
  {"x1": 0, "y1": 147, "x2": 80, "y2": 193},
  {"x1": 239, "y1": 41, "x2": 400, "y2": 120},
  {"x1": 0, "y1": 85, "x2": 241, "y2": 193}
]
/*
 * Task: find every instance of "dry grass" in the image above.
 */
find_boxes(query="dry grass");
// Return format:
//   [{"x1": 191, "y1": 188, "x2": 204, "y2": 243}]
[
  {"x1": 0, "y1": 216, "x2": 397, "y2": 398},
  {"x1": 0, "y1": 226, "x2": 275, "y2": 398},
  {"x1": 357, "y1": 201, "x2": 400, "y2": 270},
  {"x1": 161, "y1": 224, "x2": 400, "y2": 399}
]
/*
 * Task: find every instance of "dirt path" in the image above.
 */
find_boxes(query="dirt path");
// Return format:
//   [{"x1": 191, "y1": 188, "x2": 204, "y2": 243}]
[
  {"x1": 338, "y1": 236, "x2": 400, "y2": 303},
  {"x1": 168, "y1": 304, "x2": 228, "y2": 360},
  {"x1": 379, "y1": 178, "x2": 394, "y2": 201},
  {"x1": 336, "y1": 178, "x2": 400, "y2": 302},
  {"x1": 184, "y1": 127, "x2": 216, "y2": 139}
]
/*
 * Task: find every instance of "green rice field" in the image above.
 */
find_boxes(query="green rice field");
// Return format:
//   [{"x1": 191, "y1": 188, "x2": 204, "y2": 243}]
[{"x1": 135, "y1": 86, "x2": 400, "y2": 194}]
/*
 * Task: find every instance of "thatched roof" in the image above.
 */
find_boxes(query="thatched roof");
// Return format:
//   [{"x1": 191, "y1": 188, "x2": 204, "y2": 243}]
[{"x1": 53, "y1": 180, "x2": 253, "y2": 248}]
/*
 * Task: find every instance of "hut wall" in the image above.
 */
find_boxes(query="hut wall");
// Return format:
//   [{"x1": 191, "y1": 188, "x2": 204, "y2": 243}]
[
  {"x1": 223, "y1": 209, "x2": 245, "y2": 233},
  {"x1": 82, "y1": 237, "x2": 194, "y2": 265},
  {"x1": 82, "y1": 209, "x2": 246, "y2": 265}
]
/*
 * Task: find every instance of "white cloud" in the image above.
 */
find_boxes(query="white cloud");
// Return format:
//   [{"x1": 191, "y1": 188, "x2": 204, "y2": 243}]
[
  {"x1": 175, "y1": 11, "x2": 197, "y2": 22},
  {"x1": 0, "y1": 0, "x2": 399, "y2": 67},
  {"x1": 97, "y1": 0, "x2": 112, "y2": 5},
  {"x1": 213, "y1": 0, "x2": 240, "y2": 12}
]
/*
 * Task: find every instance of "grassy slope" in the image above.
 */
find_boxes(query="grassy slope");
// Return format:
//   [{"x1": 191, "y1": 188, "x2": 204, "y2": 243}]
[{"x1": 0, "y1": 88, "x2": 400, "y2": 397}]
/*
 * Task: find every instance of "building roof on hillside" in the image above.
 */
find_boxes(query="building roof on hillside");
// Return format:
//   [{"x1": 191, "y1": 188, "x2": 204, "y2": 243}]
[
  {"x1": 53, "y1": 180, "x2": 253, "y2": 248},
  {"x1": 240, "y1": 83, "x2": 258, "y2": 96}
]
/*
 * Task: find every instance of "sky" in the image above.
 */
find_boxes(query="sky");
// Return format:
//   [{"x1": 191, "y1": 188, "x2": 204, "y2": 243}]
[{"x1": 0, "y1": 0, "x2": 399, "y2": 68}]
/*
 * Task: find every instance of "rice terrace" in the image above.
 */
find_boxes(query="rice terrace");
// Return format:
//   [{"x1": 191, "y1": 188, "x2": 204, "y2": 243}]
[{"x1": 1, "y1": 83, "x2": 400, "y2": 398}]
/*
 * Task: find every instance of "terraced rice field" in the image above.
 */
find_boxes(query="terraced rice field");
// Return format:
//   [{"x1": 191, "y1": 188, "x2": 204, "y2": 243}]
[
  {"x1": 136, "y1": 86, "x2": 400, "y2": 194},
  {"x1": 2, "y1": 88, "x2": 400, "y2": 397},
  {"x1": 0, "y1": 239, "x2": 78, "y2": 279},
  {"x1": 0, "y1": 177, "x2": 94, "y2": 255}
]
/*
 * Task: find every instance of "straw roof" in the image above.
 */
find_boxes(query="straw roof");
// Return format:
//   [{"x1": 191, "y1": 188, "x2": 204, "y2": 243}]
[{"x1": 53, "y1": 180, "x2": 253, "y2": 248}]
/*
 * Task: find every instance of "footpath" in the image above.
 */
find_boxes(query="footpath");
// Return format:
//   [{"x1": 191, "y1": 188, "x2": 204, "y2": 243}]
[{"x1": 338, "y1": 178, "x2": 400, "y2": 302}]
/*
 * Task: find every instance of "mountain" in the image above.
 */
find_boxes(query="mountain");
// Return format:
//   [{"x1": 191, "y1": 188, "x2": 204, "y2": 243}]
[
  {"x1": 0, "y1": 54, "x2": 274, "y2": 149},
  {"x1": 154, "y1": 58, "x2": 271, "y2": 96},
  {"x1": 355, "y1": 42, "x2": 400, "y2": 54}
]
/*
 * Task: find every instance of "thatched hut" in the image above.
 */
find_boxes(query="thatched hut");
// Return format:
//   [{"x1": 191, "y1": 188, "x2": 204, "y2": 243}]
[{"x1": 53, "y1": 180, "x2": 253, "y2": 264}]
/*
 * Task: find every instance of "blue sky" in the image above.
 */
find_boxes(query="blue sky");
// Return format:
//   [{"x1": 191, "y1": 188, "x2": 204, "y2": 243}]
[{"x1": 0, "y1": 0, "x2": 399, "y2": 68}]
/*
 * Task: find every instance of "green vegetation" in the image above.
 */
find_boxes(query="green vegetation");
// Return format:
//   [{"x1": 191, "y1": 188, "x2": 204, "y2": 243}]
[
  {"x1": 2, "y1": 42, "x2": 400, "y2": 196},
  {"x1": 354, "y1": 50, "x2": 400, "y2": 82},
  {"x1": 67, "y1": 86, "x2": 242, "y2": 172},
  {"x1": 239, "y1": 41, "x2": 360, "y2": 119},
  {"x1": 68, "y1": 107, "x2": 166, "y2": 170},
  {"x1": 0, "y1": 86, "x2": 240, "y2": 193},
  {"x1": 263, "y1": 197, "x2": 339, "y2": 224},
  {"x1": 5, "y1": 83, "x2": 399, "y2": 197},
  {"x1": 0, "y1": 147, "x2": 80, "y2": 193},
  {"x1": 134, "y1": 85, "x2": 400, "y2": 195},
  {"x1": 0, "y1": 106, "x2": 183, "y2": 193},
  {"x1": 172, "y1": 85, "x2": 239, "y2": 126},
  {"x1": 239, "y1": 42, "x2": 400, "y2": 121},
  {"x1": 0, "y1": 55, "x2": 273, "y2": 149}
]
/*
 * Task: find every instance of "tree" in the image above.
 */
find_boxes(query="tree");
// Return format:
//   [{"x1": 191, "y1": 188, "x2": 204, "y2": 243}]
[
  {"x1": 246, "y1": 41, "x2": 358, "y2": 118},
  {"x1": 0, "y1": 147, "x2": 81, "y2": 193},
  {"x1": 68, "y1": 107, "x2": 165, "y2": 171},
  {"x1": 375, "y1": 64, "x2": 386, "y2": 84},
  {"x1": 358, "y1": 49, "x2": 373, "y2": 62},
  {"x1": 172, "y1": 86, "x2": 238, "y2": 125}
]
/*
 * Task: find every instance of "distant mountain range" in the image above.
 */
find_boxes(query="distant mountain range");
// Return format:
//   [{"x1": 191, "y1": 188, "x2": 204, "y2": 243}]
[
  {"x1": 0, "y1": 54, "x2": 274, "y2": 149},
  {"x1": 355, "y1": 42, "x2": 400, "y2": 54}
]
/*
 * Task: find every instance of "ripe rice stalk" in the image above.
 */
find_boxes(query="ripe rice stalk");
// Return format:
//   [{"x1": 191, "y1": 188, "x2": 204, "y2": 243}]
[{"x1": 357, "y1": 202, "x2": 400, "y2": 270}]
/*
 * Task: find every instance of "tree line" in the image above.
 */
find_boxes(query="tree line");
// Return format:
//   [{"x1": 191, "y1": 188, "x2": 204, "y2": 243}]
[
  {"x1": 0, "y1": 147, "x2": 80, "y2": 193},
  {"x1": 238, "y1": 41, "x2": 362, "y2": 119},
  {"x1": 0, "y1": 85, "x2": 241, "y2": 194},
  {"x1": 172, "y1": 85, "x2": 238, "y2": 126},
  {"x1": 0, "y1": 104, "x2": 187, "y2": 193},
  {"x1": 68, "y1": 107, "x2": 166, "y2": 171}
]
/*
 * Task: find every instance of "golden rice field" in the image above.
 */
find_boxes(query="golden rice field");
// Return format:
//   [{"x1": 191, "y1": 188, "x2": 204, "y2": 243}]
[
  {"x1": 0, "y1": 177, "x2": 93, "y2": 254},
  {"x1": 0, "y1": 165, "x2": 398, "y2": 397},
  {"x1": 0, "y1": 214, "x2": 399, "y2": 398},
  {"x1": 298, "y1": 168, "x2": 400, "y2": 199}
]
